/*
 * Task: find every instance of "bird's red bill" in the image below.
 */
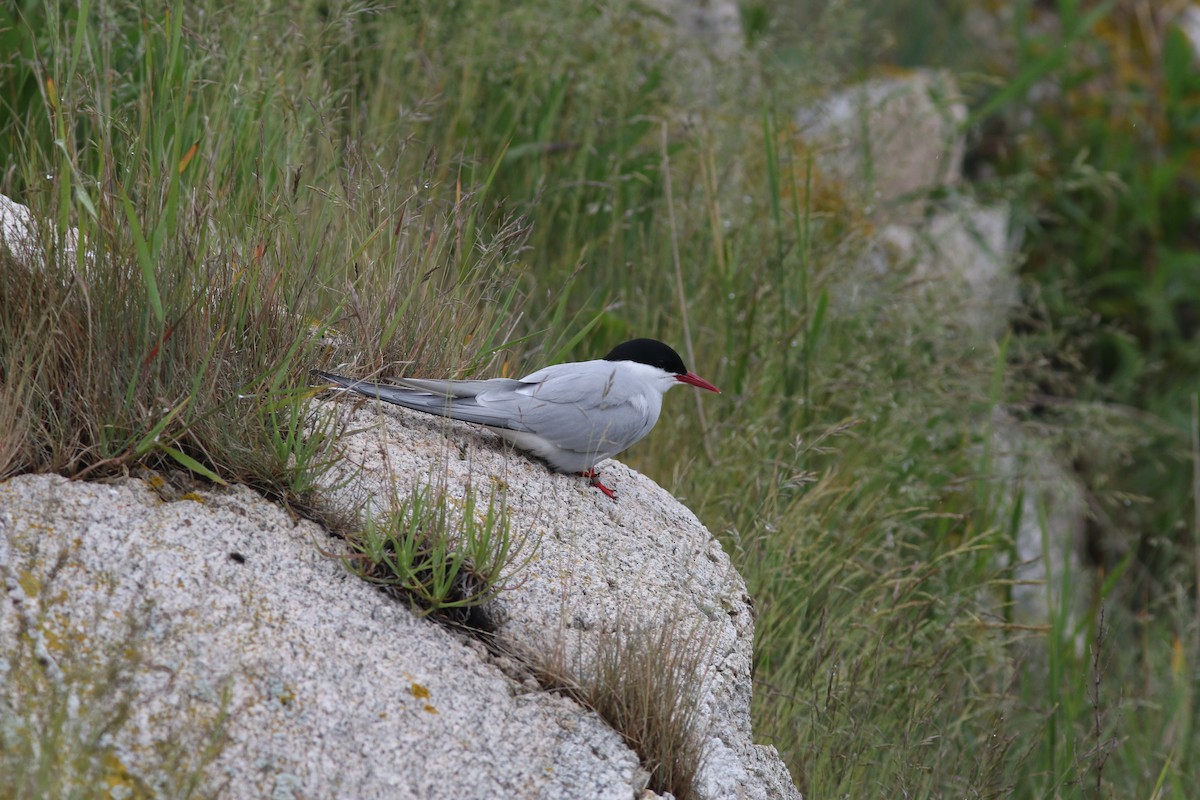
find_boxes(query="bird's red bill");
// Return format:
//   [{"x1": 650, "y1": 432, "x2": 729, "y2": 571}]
[{"x1": 677, "y1": 372, "x2": 720, "y2": 393}]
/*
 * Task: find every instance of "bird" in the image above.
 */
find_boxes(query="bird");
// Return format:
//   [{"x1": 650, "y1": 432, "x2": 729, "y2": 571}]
[{"x1": 314, "y1": 338, "x2": 720, "y2": 498}]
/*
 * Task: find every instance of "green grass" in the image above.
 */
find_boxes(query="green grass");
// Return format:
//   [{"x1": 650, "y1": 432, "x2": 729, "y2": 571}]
[
  {"x1": 0, "y1": 0, "x2": 523, "y2": 494},
  {"x1": 344, "y1": 483, "x2": 520, "y2": 618},
  {"x1": 2, "y1": 0, "x2": 1198, "y2": 796}
]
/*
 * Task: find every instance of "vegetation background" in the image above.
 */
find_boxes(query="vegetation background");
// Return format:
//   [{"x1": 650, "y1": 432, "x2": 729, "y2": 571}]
[{"x1": 1, "y1": 0, "x2": 1197, "y2": 796}]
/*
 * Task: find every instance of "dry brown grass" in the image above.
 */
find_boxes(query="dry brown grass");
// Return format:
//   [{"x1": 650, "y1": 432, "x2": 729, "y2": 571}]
[{"x1": 526, "y1": 616, "x2": 712, "y2": 800}]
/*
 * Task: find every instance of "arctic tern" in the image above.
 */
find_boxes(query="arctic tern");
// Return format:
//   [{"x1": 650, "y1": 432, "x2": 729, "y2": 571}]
[{"x1": 315, "y1": 338, "x2": 720, "y2": 498}]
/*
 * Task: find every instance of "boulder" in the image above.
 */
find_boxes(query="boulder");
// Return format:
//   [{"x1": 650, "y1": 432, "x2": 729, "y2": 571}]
[
  {"x1": 875, "y1": 197, "x2": 1019, "y2": 337},
  {"x1": 647, "y1": 0, "x2": 744, "y2": 61},
  {"x1": 0, "y1": 475, "x2": 640, "y2": 799},
  {"x1": 988, "y1": 410, "x2": 1089, "y2": 629},
  {"x1": 0, "y1": 405, "x2": 801, "y2": 799},
  {"x1": 797, "y1": 70, "x2": 967, "y2": 224},
  {"x1": 315, "y1": 398, "x2": 802, "y2": 800},
  {"x1": 0, "y1": 193, "x2": 80, "y2": 269}
]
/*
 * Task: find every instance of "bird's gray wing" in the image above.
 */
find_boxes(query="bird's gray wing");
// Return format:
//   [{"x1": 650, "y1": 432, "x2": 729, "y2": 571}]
[
  {"x1": 475, "y1": 364, "x2": 655, "y2": 456},
  {"x1": 390, "y1": 376, "x2": 528, "y2": 398},
  {"x1": 313, "y1": 370, "x2": 534, "y2": 431}
]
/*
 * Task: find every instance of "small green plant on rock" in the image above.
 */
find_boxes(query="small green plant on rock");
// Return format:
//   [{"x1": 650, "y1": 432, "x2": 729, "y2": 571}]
[{"x1": 346, "y1": 484, "x2": 519, "y2": 618}]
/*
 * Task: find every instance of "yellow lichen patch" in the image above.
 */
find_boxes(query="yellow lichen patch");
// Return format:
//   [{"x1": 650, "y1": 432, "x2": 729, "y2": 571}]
[
  {"x1": 17, "y1": 568, "x2": 39, "y2": 597},
  {"x1": 410, "y1": 681, "x2": 430, "y2": 700},
  {"x1": 275, "y1": 684, "x2": 296, "y2": 706},
  {"x1": 39, "y1": 624, "x2": 65, "y2": 655},
  {"x1": 422, "y1": 704, "x2": 438, "y2": 714},
  {"x1": 103, "y1": 752, "x2": 152, "y2": 799},
  {"x1": 179, "y1": 491, "x2": 205, "y2": 503}
]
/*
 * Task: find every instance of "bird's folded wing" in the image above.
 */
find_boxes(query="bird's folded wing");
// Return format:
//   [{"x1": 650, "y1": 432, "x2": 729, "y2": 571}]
[
  {"x1": 475, "y1": 368, "x2": 654, "y2": 455},
  {"x1": 314, "y1": 370, "x2": 533, "y2": 432},
  {"x1": 390, "y1": 376, "x2": 528, "y2": 398}
]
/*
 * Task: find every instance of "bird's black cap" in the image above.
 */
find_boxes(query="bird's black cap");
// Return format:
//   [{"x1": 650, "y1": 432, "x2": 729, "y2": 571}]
[{"x1": 603, "y1": 338, "x2": 688, "y2": 375}]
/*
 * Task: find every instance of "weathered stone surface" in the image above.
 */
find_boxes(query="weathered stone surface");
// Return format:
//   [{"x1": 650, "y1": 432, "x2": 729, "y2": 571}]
[
  {"x1": 989, "y1": 411, "x2": 1088, "y2": 627},
  {"x1": 0, "y1": 193, "x2": 80, "y2": 268},
  {"x1": 647, "y1": 0, "x2": 743, "y2": 60},
  {"x1": 801, "y1": 75, "x2": 1014, "y2": 335},
  {"x1": 797, "y1": 70, "x2": 967, "y2": 223},
  {"x1": 0, "y1": 474, "x2": 641, "y2": 799},
  {"x1": 315, "y1": 397, "x2": 802, "y2": 800},
  {"x1": 876, "y1": 197, "x2": 1018, "y2": 336}
]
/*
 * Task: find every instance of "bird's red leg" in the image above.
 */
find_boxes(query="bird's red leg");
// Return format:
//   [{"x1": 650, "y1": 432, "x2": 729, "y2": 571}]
[{"x1": 579, "y1": 468, "x2": 617, "y2": 499}]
